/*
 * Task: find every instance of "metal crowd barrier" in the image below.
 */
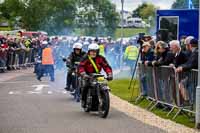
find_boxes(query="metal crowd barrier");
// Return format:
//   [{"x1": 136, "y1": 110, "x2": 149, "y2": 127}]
[
  {"x1": 1, "y1": 48, "x2": 35, "y2": 71},
  {"x1": 137, "y1": 63, "x2": 198, "y2": 119},
  {"x1": 138, "y1": 63, "x2": 156, "y2": 99}
]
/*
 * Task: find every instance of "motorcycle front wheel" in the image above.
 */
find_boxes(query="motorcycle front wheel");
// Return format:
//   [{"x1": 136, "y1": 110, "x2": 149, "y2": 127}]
[
  {"x1": 99, "y1": 90, "x2": 110, "y2": 118},
  {"x1": 83, "y1": 90, "x2": 91, "y2": 112}
]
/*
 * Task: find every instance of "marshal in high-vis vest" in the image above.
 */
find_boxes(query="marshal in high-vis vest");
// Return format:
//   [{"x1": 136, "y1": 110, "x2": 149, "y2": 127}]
[
  {"x1": 42, "y1": 47, "x2": 54, "y2": 65},
  {"x1": 124, "y1": 45, "x2": 139, "y2": 73},
  {"x1": 37, "y1": 42, "x2": 55, "y2": 82}
]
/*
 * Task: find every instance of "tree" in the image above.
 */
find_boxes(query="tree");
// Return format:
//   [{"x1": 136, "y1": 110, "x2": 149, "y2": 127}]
[
  {"x1": 132, "y1": 3, "x2": 156, "y2": 19},
  {"x1": 76, "y1": 0, "x2": 120, "y2": 36},
  {"x1": 172, "y1": 0, "x2": 199, "y2": 9},
  {"x1": 0, "y1": 0, "x2": 24, "y2": 29},
  {"x1": 132, "y1": 3, "x2": 148, "y2": 17},
  {"x1": 0, "y1": 0, "x2": 120, "y2": 36},
  {"x1": 0, "y1": 0, "x2": 77, "y2": 34},
  {"x1": 21, "y1": 0, "x2": 77, "y2": 34},
  {"x1": 140, "y1": 4, "x2": 156, "y2": 19},
  {"x1": 38, "y1": 0, "x2": 77, "y2": 34}
]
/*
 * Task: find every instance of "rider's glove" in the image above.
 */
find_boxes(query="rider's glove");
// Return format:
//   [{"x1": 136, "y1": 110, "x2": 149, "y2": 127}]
[{"x1": 107, "y1": 73, "x2": 113, "y2": 81}]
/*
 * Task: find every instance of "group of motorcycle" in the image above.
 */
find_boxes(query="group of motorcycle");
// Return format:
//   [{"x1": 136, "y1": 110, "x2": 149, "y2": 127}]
[{"x1": 62, "y1": 58, "x2": 111, "y2": 118}]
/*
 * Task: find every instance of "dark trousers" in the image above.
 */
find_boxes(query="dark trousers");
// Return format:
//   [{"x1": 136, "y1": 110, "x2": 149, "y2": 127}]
[
  {"x1": 80, "y1": 79, "x2": 89, "y2": 102},
  {"x1": 38, "y1": 65, "x2": 55, "y2": 81}
]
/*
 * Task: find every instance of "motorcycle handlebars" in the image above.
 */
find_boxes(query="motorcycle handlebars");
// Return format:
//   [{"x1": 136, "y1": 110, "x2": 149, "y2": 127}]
[
  {"x1": 86, "y1": 73, "x2": 109, "y2": 80},
  {"x1": 90, "y1": 73, "x2": 105, "y2": 78}
]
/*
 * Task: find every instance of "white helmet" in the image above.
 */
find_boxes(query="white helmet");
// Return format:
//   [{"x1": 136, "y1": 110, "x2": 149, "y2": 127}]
[
  {"x1": 88, "y1": 43, "x2": 99, "y2": 51},
  {"x1": 73, "y1": 42, "x2": 82, "y2": 49}
]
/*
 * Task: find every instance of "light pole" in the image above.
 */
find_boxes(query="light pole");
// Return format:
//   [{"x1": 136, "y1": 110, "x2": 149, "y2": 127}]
[
  {"x1": 195, "y1": 0, "x2": 200, "y2": 129},
  {"x1": 120, "y1": 0, "x2": 124, "y2": 70}
]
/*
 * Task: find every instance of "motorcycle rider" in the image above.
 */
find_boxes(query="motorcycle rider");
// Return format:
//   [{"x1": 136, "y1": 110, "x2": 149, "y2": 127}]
[
  {"x1": 63, "y1": 42, "x2": 86, "y2": 93},
  {"x1": 79, "y1": 43, "x2": 113, "y2": 107}
]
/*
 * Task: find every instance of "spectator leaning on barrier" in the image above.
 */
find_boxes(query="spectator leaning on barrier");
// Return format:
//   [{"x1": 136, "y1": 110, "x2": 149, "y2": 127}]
[
  {"x1": 149, "y1": 41, "x2": 174, "y2": 66},
  {"x1": 7, "y1": 38, "x2": 17, "y2": 70},
  {"x1": 0, "y1": 38, "x2": 9, "y2": 71},
  {"x1": 141, "y1": 42, "x2": 155, "y2": 66},
  {"x1": 139, "y1": 41, "x2": 155, "y2": 96},
  {"x1": 184, "y1": 36, "x2": 194, "y2": 59},
  {"x1": 176, "y1": 38, "x2": 198, "y2": 72},
  {"x1": 169, "y1": 40, "x2": 187, "y2": 67}
]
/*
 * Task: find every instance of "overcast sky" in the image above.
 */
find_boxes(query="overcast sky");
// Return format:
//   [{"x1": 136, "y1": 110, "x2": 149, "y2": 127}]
[{"x1": 110, "y1": 0, "x2": 176, "y2": 11}]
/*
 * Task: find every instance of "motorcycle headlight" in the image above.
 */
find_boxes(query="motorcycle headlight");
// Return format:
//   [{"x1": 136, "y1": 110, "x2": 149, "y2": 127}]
[{"x1": 97, "y1": 77, "x2": 105, "y2": 82}]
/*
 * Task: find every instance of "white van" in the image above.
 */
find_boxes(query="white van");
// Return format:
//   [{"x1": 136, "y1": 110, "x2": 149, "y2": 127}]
[{"x1": 127, "y1": 17, "x2": 146, "y2": 28}]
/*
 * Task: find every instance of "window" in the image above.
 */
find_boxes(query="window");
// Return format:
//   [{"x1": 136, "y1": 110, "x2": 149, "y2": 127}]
[{"x1": 159, "y1": 16, "x2": 178, "y2": 40}]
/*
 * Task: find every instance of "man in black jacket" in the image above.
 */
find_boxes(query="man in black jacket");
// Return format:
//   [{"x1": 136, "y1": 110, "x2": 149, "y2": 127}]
[
  {"x1": 175, "y1": 38, "x2": 198, "y2": 105},
  {"x1": 169, "y1": 40, "x2": 187, "y2": 67},
  {"x1": 183, "y1": 36, "x2": 194, "y2": 59},
  {"x1": 63, "y1": 42, "x2": 86, "y2": 92},
  {"x1": 176, "y1": 39, "x2": 198, "y2": 72}
]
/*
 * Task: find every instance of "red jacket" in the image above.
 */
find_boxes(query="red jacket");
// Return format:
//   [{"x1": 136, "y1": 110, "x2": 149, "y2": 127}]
[{"x1": 79, "y1": 55, "x2": 112, "y2": 75}]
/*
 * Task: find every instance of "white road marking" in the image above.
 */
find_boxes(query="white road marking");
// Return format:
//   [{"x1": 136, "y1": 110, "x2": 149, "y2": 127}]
[
  {"x1": 32, "y1": 85, "x2": 49, "y2": 92},
  {"x1": 8, "y1": 91, "x2": 21, "y2": 95},
  {"x1": 9, "y1": 91, "x2": 14, "y2": 94},
  {"x1": 8, "y1": 89, "x2": 69, "y2": 95},
  {"x1": 27, "y1": 91, "x2": 42, "y2": 94},
  {"x1": 47, "y1": 91, "x2": 53, "y2": 94},
  {"x1": 0, "y1": 81, "x2": 49, "y2": 84}
]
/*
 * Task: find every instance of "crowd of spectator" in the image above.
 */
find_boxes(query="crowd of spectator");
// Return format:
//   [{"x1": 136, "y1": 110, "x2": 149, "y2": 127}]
[
  {"x1": 0, "y1": 32, "x2": 198, "y2": 76},
  {"x1": 141, "y1": 36, "x2": 198, "y2": 72}
]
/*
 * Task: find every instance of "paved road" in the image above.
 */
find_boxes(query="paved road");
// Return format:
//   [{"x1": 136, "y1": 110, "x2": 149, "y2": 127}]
[{"x1": 0, "y1": 70, "x2": 165, "y2": 133}]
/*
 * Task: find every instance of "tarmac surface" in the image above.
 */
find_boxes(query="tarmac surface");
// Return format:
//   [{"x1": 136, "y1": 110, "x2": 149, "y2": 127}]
[{"x1": 0, "y1": 69, "x2": 165, "y2": 133}]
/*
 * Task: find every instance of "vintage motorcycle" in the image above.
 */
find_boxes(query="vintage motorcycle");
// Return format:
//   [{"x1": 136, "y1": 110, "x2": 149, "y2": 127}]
[
  {"x1": 70, "y1": 61, "x2": 80, "y2": 102},
  {"x1": 63, "y1": 56, "x2": 80, "y2": 102},
  {"x1": 81, "y1": 73, "x2": 110, "y2": 118}
]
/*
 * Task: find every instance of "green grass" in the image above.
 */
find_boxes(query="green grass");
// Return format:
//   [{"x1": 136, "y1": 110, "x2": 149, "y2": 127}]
[
  {"x1": 115, "y1": 28, "x2": 147, "y2": 39},
  {"x1": 108, "y1": 76, "x2": 195, "y2": 128},
  {"x1": 74, "y1": 28, "x2": 147, "y2": 39},
  {"x1": 0, "y1": 27, "x2": 11, "y2": 31}
]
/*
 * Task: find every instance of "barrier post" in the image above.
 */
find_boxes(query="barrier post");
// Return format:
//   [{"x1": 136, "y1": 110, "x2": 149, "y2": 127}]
[{"x1": 195, "y1": 0, "x2": 200, "y2": 128}]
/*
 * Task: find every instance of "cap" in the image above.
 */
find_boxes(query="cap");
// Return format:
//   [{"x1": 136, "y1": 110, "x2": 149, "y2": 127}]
[
  {"x1": 190, "y1": 38, "x2": 198, "y2": 46},
  {"x1": 142, "y1": 42, "x2": 151, "y2": 47}
]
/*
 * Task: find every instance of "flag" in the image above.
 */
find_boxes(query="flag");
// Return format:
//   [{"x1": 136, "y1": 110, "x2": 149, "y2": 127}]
[{"x1": 188, "y1": 0, "x2": 194, "y2": 9}]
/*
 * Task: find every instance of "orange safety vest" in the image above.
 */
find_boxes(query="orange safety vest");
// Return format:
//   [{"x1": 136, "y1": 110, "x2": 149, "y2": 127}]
[{"x1": 42, "y1": 47, "x2": 54, "y2": 65}]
